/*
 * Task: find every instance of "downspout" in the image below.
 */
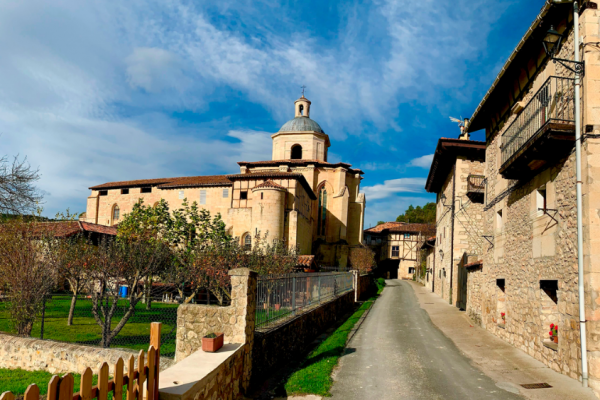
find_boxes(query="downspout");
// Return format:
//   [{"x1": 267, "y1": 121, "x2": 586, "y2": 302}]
[{"x1": 449, "y1": 162, "x2": 456, "y2": 305}]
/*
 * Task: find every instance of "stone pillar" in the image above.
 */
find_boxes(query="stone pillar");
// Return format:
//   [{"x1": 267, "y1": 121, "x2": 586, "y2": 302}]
[
  {"x1": 352, "y1": 270, "x2": 359, "y2": 302},
  {"x1": 228, "y1": 268, "x2": 257, "y2": 393}
]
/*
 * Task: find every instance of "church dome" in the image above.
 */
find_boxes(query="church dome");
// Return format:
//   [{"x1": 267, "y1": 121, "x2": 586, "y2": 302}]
[{"x1": 278, "y1": 117, "x2": 325, "y2": 134}]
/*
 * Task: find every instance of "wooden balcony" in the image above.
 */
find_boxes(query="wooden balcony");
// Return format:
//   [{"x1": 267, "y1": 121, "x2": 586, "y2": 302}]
[
  {"x1": 499, "y1": 76, "x2": 575, "y2": 180},
  {"x1": 466, "y1": 175, "x2": 485, "y2": 203}
]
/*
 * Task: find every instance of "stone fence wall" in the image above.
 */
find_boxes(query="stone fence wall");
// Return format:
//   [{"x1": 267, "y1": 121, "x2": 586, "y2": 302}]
[
  {"x1": 355, "y1": 272, "x2": 372, "y2": 301},
  {"x1": 251, "y1": 290, "x2": 355, "y2": 386},
  {"x1": 0, "y1": 334, "x2": 174, "y2": 375}
]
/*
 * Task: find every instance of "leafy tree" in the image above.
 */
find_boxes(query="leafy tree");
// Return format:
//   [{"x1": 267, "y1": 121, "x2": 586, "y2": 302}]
[
  {"x1": 377, "y1": 221, "x2": 385, "y2": 226},
  {"x1": 348, "y1": 246, "x2": 376, "y2": 275},
  {"x1": 396, "y1": 202, "x2": 436, "y2": 224}
]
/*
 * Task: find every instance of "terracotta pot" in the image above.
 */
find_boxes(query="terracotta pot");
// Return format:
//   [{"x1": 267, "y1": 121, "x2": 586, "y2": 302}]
[
  {"x1": 202, "y1": 333, "x2": 224, "y2": 352},
  {"x1": 553, "y1": 336, "x2": 558, "y2": 344},
  {"x1": 275, "y1": 303, "x2": 281, "y2": 311}
]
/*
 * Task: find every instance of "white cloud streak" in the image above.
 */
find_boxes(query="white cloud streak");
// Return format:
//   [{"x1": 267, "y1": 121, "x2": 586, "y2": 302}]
[
  {"x1": 408, "y1": 154, "x2": 434, "y2": 168},
  {"x1": 362, "y1": 178, "x2": 426, "y2": 201}
]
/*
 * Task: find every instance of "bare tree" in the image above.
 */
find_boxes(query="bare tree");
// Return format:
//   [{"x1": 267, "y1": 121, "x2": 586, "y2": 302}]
[
  {"x1": 0, "y1": 155, "x2": 42, "y2": 215},
  {"x1": 0, "y1": 219, "x2": 56, "y2": 336}
]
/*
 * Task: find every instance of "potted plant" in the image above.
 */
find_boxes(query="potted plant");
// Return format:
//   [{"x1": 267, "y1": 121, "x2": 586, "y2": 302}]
[
  {"x1": 274, "y1": 303, "x2": 281, "y2": 311},
  {"x1": 501, "y1": 312, "x2": 506, "y2": 324},
  {"x1": 202, "y1": 332, "x2": 224, "y2": 352},
  {"x1": 549, "y1": 324, "x2": 558, "y2": 344}
]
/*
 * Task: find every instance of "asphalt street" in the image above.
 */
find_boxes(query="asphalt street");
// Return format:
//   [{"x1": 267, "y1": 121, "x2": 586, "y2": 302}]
[{"x1": 329, "y1": 280, "x2": 524, "y2": 400}]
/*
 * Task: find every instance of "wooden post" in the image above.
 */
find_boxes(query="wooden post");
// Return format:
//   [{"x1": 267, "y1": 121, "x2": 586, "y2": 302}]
[
  {"x1": 98, "y1": 362, "x2": 109, "y2": 400},
  {"x1": 58, "y1": 374, "x2": 74, "y2": 400},
  {"x1": 137, "y1": 350, "x2": 145, "y2": 400},
  {"x1": 0, "y1": 392, "x2": 15, "y2": 400},
  {"x1": 149, "y1": 322, "x2": 162, "y2": 400},
  {"x1": 47, "y1": 376, "x2": 59, "y2": 400},
  {"x1": 127, "y1": 356, "x2": 135, "y2": 400},
  {"x1": 80, "y1": 368, "x2": 93, "y2": 400},
  {"x1": 23, "y1": 385, "x2": 39, "y2": 400},
  {"x1": 114, "y1": 358, "x2": 124, "y2": 400}
]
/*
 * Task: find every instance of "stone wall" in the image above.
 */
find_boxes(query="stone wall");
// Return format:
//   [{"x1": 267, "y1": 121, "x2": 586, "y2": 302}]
[
  {"x1": 0, "y1": 334, "x2": 174, "y2": 375},
  {"x1": 354, "y1": 272, "x2": 372, "y2": 302},
  {"x1": 251, "y1": 290, "x2": 355, "y2": 387}
]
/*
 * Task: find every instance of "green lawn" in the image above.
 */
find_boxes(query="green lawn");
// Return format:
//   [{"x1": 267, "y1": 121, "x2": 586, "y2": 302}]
[
  {"x1": 283, "y1": 298, "x2": 375, "y2": 396},
  {"x1": 0, "y1": 368, "x2": 97, "y2": 395},
  {"x1": 0, "y1": 296, "x2": 179, "y2": 358},
  {"x1": 376, "y1": 277, "x2": 386, "y2": 294}
]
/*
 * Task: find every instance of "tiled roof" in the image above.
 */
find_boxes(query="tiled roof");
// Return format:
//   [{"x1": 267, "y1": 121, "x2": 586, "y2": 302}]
[
  {"x1": 90, "y1": 175, "x2": 232, "y2": 190},
  {"x1": 31, "y1": 221, "x2": 117, "y2": 238},
  {"x1": 420, "y1": 236, "x2": 436, "y2": 249},
  {"x1": 464, "y1": 260, "x2": 483, "y2": 269},
  {"x1": 252, "y1": 180, "x2": 286, "y2": 190},
  {"x1": 158, "y1": 175, "x2": 232, "y2": 189},
  {"x1": 365, "y1": 222, "x2": 435, "y2": 235},
  {"x1": 238, "y1": 160, "x2": 364, "y2": 175},
  {"x1": 227, "y1": 172, "x2": 317, "y2": 200}
]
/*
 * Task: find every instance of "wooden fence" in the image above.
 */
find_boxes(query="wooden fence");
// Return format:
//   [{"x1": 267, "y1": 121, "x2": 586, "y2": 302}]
[{"x1": 0, "y1": 322, "x2": 162, "y2": 400}]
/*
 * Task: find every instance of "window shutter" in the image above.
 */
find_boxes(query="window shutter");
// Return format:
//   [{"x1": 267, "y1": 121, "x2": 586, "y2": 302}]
[
  {"x1": 200, "y1": 190, "x2": 207, "y2": 205},
  {"x1": 179, "y1": 190, "x2": 184, "y2": 199},
  {"x1": 223, "y1": 188, "x2": 229, "y2": 198}
]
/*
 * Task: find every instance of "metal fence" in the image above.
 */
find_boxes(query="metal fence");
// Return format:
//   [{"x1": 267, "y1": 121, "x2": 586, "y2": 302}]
[
  {"x1": 501, "y1": 76, "x2": 575, "y2": 167},
  {"x1": 255, "y1": 272, "x2": 354, "y2": 331},
  {"x1": 0, "y1": 285, "x2": 228, "y2": 359}
]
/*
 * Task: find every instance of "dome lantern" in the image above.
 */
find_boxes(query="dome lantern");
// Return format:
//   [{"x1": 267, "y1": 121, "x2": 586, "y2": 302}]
[{"x1": 295, "y1": 95, "x2": 311, "y2": 118}]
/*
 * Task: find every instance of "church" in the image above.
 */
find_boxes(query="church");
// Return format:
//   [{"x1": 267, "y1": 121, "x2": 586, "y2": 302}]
[{"x1": 84, "y1": 95, "x2": 366, "y2": 268}]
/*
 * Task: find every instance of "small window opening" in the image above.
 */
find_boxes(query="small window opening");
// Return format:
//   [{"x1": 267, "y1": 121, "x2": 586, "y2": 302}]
[
  {"x1": 179, "y1": 190, "x2": 184, "y2": 200},
  {"x1": 540, "y1": 280, "x2": 558, "y2": 304},
  {"x1": 496, "y1": 278, "x2": 506, "y2": 292},
  {"x1": 496, "y1": 209, "x2": 503, "y2": 231},
  {"x1": 240, "y1": 191, "x2": 248, "y2": 200},
  {"x1": 141, "y1": 187, "x2": 152, "y2": 193},
  {"x1": 299, "y1": 104, "x2": 304, "y2": 116},
  {"x1": 536, "y1": 186, "x2": 547, "y2": 216},
  {"x1": 121, "y1": 189, "x2": 129, "y2": 195},
  {"x1": 392, "y1": 246, "x2": 399, "y2": 257},
  {"x1": 291, "y1": 145, "x2": 303, "y2": 160},
  {"x1": 244, "y1": 234, "x2": 252, "y2": 250},
  {"x1": 408, "y1": 267, "x2": 415, "y2": 274},
  {"x1": 404, "y1": 233, "x2": 410, "y2": 239},
  {"x1": 222, "y1": 188, "x2": 229, "y2": 198},
  {"x1": 199, "y1": 190, "x2": 207, "y2": 205},
  {"x1": 99, "y1": 190, "x2": 108, "y2": 196},
  {"x1": 261, "y1": 192, "x2": 264, "y2": 200},
  {"x1": 112, "y1": 205, "x2": 120, "y2": 222}
]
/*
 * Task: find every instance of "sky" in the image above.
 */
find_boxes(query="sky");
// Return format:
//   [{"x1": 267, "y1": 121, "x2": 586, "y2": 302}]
[{"x1": 0, "y1": 0, "x2": 545, "y2": 227}]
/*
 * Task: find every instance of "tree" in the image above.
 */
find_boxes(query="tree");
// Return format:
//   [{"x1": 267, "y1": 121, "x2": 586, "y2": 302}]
[
  {"x1": 349, "y1": 246, "x2": 376, "y2": 275},
  {"x1": 0, "y1": 155, "x2": 42, "y2": 215},
  {"x1": 377, "y1": 221, "x2": 385, "y2": 226},
  {"x1": 0, "y1": 218, "x2": 56, "y2": 336},
  {"x1": 396, "y1": 202, "x2": 436, "y2": 224},
  {"x1": 87, "y1": 237, "x2": 172, "y2": 347}
]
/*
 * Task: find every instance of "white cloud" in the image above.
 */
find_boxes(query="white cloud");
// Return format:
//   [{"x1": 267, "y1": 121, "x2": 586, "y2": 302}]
[
  {"x1": 408, "y1": 154, "x2": 434, "y2": 168},
  {"x1": 126, "y1": 48, "x2": 189, "y2": 93},
  {"x1": 362, "y1": 178, "x2": 426, "y2": 201}
]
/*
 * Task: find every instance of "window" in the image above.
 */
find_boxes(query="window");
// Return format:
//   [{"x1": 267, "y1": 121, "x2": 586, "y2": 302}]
[
  {"x1": 392, "y1": 246, "x2": 399, "y2": 257},
  {"x1": 179, "y1": 190, "x2": 184, "y2": 199},
  {"x1": 404, "y1": 233, "x2": 410, "y2": 239},
  {"x1": 141, "y1": 187, "x2": 152, "y2": 193},
  {"x1": 243, "y1": 234, "x2": 252, "y2": 250},
  {"x1": 261, "y1": 192, "x2": 264, "y2": 200},
  {"x1": 200, "y1": 190, "x2": 207, "y2": 205},
  {"x1": 291, "y1": 144, "x2": 303, "y2": 159},
  {"x1": 317, "y1": 187, "x2": 327, "y2": 236},
  {"x1": 223, "y1": 188, "x2": 229, "y2": 198},
  {"x1": 536, "y1": 186, "x2": 547, "y2": 216},
  {"x1": 408, "y1": 267, "x2": 415, "y2": 274},
  {"x1": 121, "y1": 189, "x2": 129, "y2": 195},
  {"x1": 240, "y1": 191, "x2": 248, "y2": 200},
  {"x1": 99, "y1": 190, "x2": 108, "y2": 196},
  {"x1": 112, "y1": 205, "x2": 120, "y2": 223},
  {"x1": 496, "y1": 209, "x2": 503, "y2": 231}
]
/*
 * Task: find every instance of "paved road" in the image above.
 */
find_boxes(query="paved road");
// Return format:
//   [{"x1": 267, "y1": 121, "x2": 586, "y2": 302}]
[{"x1": 329, "y1": 280, "x2": 524, "y2": 400}]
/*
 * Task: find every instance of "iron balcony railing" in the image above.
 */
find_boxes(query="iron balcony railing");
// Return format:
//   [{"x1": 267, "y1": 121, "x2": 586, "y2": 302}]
[
  {"x1": 255, "y1": 272, "x2": 354, "y2": 331},
  {"x1": 467, "y1": 175, "x2": 485, "y2": 194},
  {"x1": 501, "y1": 76, "x2": 575, "y2": 167}
]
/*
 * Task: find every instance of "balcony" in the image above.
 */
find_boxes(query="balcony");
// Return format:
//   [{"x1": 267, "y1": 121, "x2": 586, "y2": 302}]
[
  {"x1": 466, "y1": 174, "x2": 485, "y2": 203},
  {"x1": 500, "y1": 76, "x2": 575, "y2": 179}
]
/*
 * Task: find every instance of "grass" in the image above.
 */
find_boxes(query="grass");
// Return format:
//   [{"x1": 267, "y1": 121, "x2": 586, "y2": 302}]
[
  {"x1": 0, "y1": 295, "x2": 179, "y2": 358},
  {"x1": 0, "y1": 368, "x2": 98, "y2": 395},
  {"x1": 375, "y1": 277, "x2": 386, "y2": 294},
  {"x1": 283, "y1": 298, "x2": 375, "y2": 397}
]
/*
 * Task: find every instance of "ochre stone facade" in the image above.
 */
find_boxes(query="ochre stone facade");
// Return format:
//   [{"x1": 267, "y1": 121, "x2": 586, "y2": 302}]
[{"x1": 85, "y1": 96, "x2": 365, "y2": 266}]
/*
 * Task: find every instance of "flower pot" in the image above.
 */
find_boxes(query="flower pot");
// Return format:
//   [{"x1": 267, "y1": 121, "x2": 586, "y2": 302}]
[
  {"x1": 202, "y1": 333, "x2": 224, "y2": 352},
  {"x1": 553, "y1": 336, "x2": 558, "y2": 344},
  {"x1": 274, "y1": 303, "x2": 281, "y2": 311}
]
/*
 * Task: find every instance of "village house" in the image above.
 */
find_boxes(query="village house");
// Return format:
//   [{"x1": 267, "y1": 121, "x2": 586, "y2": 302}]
[
  {"x1": 364, "y1": 222, "x2": 435, "y2": 279},
  {"x1": 84, "y1": 95, "x2": 366, "y2": 268},
  {"x1": 438, "y1": 0, "x2": 600, "y2": 393},
  {"x1": 425, "y1": 137, "x2": 486, "y2": 308},
  {"x1": 417, "y1": 236, "x2": 436, "y2": 291}
]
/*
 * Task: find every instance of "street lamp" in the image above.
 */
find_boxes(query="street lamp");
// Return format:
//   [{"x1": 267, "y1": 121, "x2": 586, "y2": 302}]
[{"x1": 544, "y1": 0, "x2": 587, "y2": 388}]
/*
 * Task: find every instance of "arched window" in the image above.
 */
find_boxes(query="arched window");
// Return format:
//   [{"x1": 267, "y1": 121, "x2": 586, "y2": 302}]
[
  {"x1": 243, "y1": 234, "x2": 252, "y2": 250},
  {"x1": 299, "y1": 104, "x2": 304, "y2": 115},
  {"x1": 112, "y1": 205, "x2": 120, "y2": 224},
  {"x1": 317, "y1": 188, "x2": 327, "y2": 236},
  {"x1": 291, "y1": 145, "x2": 303, "y2": 160}
]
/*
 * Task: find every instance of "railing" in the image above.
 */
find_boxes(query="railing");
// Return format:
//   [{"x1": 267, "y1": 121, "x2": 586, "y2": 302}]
[
  {"x1": 467, "y1": 175, "x2": 485, "y2": 193},
  {"x1": 255, "y1": 272, "x2": 354, "y2": 331},
  {"x1": 501, "y1": 76, "x2": 575, "y2": 167},
  {"x1": 0, "y1": 322, "x2": 161, "y2": 400}
]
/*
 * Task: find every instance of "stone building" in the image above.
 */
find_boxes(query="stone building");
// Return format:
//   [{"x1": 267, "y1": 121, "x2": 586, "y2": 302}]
[
  {"x1": 364, "y1": 222, "x2": 435, "y2": 279},
  {"x1": 84, "y1": 95, "x2": 366, "y2": 267},
  {"x1": 417, "y1": 236, "x2": 436, "y2": 291},
  {"x1": 425, "y1": 138, "x2": 486, "y2": 307},
  {"x1": 457, "y1": 1, "x2": 600, "y2": 393}
]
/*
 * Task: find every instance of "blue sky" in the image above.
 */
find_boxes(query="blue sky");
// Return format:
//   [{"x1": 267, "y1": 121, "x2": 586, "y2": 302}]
[{"x1": 0, "y1": 0, "x2": 543, "y2": 227}]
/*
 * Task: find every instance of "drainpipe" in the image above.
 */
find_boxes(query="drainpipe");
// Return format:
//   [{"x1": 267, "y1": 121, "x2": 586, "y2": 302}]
[
  {"x1": 548, "y1": 0, "x2": 588, "y2": 387},
  {"x1": 449, "y1": 162, "x2": 456, "y2": 305}
]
